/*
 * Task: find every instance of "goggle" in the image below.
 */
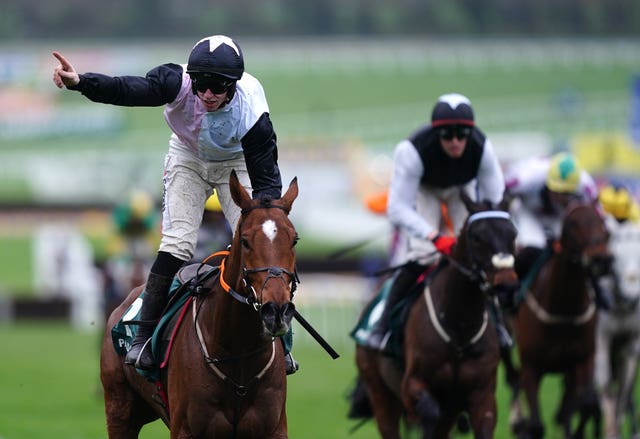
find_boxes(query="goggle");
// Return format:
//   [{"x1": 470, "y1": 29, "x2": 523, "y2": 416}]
[
  {"x1": 438, "y1": 125, "x2": 472, "y2": 141},
  {"x1": 193, "y1": 77, "x2": 234, "y2": 94}
]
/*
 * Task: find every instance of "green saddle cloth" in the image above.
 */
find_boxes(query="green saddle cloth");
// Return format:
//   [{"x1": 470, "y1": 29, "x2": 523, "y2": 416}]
[{"x1": 350, "y1": 277, "x2": 421, "y2": 359}]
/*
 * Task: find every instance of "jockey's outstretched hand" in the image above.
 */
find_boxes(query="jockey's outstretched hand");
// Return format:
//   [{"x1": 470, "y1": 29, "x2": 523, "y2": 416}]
[
  {"x1": 52, "y1": 51, "x2": 80, "y2": 89},
  {"x1": 431, "y1": 234, "x2": 456, "y2": 255}
]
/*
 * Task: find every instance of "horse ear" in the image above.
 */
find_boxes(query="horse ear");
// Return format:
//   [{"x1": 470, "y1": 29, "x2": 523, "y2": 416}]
[
  {"x1": 280, "y1": 177, "x2": 299, "y2": 213},
  {"x1": 229, "y1": 169, "x2": 251, "y2": 208},
  {"x1": 498, "y1": 189, "x2": 513, "y2": 211},
  {"x1": 460, "y1": 189, "x2": 477, "y2": 213}
]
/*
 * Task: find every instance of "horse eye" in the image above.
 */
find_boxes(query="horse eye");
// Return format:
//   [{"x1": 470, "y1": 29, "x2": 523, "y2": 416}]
[
  {"x1": 293, "y1": 236, "x2": 299, "y2": 247},
  {"x1": 241, "y1": 237, "x2": 250, "y2": 249}
]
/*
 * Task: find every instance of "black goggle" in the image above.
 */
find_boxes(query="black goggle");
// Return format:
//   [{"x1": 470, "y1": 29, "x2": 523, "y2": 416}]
[
  {"x1": 438, "y1": 125, "x2": 472, "y2": 141},
  {"x1": 193, "y1": 78, "x2": 234, "y2": 94}
]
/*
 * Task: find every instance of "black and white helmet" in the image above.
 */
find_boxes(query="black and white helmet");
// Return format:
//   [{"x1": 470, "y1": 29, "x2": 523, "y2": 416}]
[
  {"x1": 431, "y1": 93, "x2": 475, "y2": 127},
  {"x1": 186, "y1": 35, "x2": 244, "y2": 81}
]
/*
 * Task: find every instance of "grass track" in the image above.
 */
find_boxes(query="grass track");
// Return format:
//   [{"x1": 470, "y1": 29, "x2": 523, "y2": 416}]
[{"x1": 0, "y1": 314, "x2": 581, "y2": 439}]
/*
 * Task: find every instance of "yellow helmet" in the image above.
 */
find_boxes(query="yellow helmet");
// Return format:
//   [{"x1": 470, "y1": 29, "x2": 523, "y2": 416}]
[
  {"x1": 599, "y1": 185, "x2": 640, "y2": 221},
  {"x1": 546, "y1": 152, "x2": 582, "y2": 193},
  {"x1": 205, "y1": 190, "x2": 223, "y2": 212}
]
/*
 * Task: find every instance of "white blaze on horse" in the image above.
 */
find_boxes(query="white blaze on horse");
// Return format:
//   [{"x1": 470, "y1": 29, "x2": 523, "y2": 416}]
[{"x1": 595, "y1": 219, "x2": 640, "y2": 439}]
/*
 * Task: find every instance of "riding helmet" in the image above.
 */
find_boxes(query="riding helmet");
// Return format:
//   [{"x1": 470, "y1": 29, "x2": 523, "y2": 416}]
[
  {"x1": 431, "y1": 93, "x2": 475, "y2": 127},
  {"x1": 186, "y1": 35, "x2": 244, "y2": 97},
  {"x1": 546, "y1": 152, "x2": 581, "y2": 193},
  {"x1": 599, "y1": 184, "x2": 640, "y2": 222}
]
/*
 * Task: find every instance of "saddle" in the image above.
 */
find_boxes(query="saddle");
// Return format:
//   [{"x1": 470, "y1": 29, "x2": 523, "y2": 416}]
[
  {"x1": 111, "y1": 262, "x2": 220, "y2": 381},
  {"x1": 351, "y1": 263, "x2": 443, "y2": 361}
]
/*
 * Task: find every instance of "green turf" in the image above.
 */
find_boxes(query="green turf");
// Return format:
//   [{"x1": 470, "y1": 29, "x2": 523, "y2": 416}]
[{"x1": 0, "y1": 313, "x2": 590, "y2": 439}]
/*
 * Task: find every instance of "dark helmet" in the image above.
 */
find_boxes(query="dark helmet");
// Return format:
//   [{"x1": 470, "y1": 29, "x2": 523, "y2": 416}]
[
  {"x1": 431, "y1": 93, "x2": 475, "y2": 127},
  {"x1": 186, "y1": 35, "x2": 244, "y2": 81}
]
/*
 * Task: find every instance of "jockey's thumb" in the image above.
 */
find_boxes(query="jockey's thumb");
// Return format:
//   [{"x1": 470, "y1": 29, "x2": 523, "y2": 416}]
[{"x1": 432, "y1": 234, "x2": 456, "y2": 255}]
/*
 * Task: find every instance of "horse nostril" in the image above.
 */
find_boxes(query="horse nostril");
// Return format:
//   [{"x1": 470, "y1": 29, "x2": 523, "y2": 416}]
[
  {"x1": 260, "y1": 302, "x2": 295, "y2": 336},
  {"x1": 282, "y1": 302, "x2": 296, "y2": 321}
]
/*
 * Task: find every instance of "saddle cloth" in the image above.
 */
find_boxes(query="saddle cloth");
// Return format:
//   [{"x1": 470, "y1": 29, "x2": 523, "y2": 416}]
[{"x1": 110, "y1": 263, "x2": 219, "y2": 380}]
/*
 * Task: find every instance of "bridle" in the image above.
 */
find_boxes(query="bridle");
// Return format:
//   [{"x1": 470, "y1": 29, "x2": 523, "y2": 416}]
[
  {"x1": 219, "y1": 257, "x2": 299, "y2": 312},
  {"x1": 218, "y1": 201, "x2": 300, "y2": 311},
  {"x1": 445, "y1": 210, "x2": 516, "y2": 292}
]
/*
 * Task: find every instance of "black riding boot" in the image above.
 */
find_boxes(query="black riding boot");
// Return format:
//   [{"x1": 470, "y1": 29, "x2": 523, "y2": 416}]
[
  {"x1": 366, "y1": 262, "x2": 425, "y2": 352},
  {"x1": 124, "y1": 272, "x2": 173, "y2": 370}
]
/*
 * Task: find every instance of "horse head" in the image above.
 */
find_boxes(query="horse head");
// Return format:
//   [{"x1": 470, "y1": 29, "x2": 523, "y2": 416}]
[
  {"x1": 457, "y1": 190, "x2": 519, "y2": 297},
  {"x1": 559, "y1": 201, "x2": 612, "y2": 278},
  {"x1": 228, "y1": 170, "x2": 299, "y2": 337},
  {"x1": 608, "y1": 221, "x2": 640, "y2": 310}
]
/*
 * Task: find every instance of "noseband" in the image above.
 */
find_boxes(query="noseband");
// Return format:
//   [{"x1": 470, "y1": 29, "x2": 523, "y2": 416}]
[{"x1": 242, "y1": 266, "x2": 299, "y2": 311}]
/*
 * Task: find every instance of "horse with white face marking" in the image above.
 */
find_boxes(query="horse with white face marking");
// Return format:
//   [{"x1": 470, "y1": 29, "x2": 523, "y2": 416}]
[{"x1": 595, "y1": 219, "x2": 640, "y2": 439}]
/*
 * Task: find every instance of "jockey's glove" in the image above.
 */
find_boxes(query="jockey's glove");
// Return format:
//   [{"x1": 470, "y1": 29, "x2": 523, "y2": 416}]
[{"x1": 431, "y1": 234, "x2": 456, "y2": 255}]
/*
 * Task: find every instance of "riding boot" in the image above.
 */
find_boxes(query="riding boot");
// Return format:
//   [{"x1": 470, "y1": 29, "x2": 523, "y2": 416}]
[
  {"x1": 366, "y1": 262, "x2": 424, "y2": 352},
  {"x1": 124, "y1": 272, "x2": 173, "y2": 370}
]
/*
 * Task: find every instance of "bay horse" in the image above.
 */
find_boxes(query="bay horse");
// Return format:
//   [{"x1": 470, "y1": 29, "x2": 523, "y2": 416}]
[
  {"x1": 509, "y1": 200, "x2": 612, "y2": 439},
  {"x1": 354, "y1": 192, "x2": 518, "y2": 439},
  {"x1": 595, "y1": 219, "x2": 640, "y2": 439},
  {"x1": 100, "y1": 170, "x2": 299, "y2": 438}
]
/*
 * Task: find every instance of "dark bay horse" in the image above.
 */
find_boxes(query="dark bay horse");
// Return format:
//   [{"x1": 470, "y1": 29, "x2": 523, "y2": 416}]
[
  {"x1": 509, "y1": 201, "x2": 612, "y2": 439},
  {"x1": 355, "y1": 193, "x2": 518, "y2": 439},
  {"x1": 100, "y1": 170, "x2": 299, "y2": 438}
]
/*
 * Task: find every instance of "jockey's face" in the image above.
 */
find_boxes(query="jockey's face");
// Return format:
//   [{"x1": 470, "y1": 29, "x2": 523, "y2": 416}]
[
  {"x1": 197, "y1": 88, "x2": 229, "y2": 112},
  {"x1": 438, "y1": 125, "x2": 471, "y2": 159},
  {"x1": 549, "y1": 190, "x2": 579, "y2": 211}
]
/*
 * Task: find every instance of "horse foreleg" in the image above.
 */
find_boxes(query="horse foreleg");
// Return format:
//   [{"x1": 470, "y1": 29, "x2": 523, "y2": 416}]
[
  {"x1": 467, "y1": 385, "x2": 498, "y2": 439},
  {"x1": 618, "y1": 349, "x2": 640, "y2": 437},
  {"x1": 501, "y1": 344, "x2": 520, "y2": 401},
  {"x1": 356, "y1": 350, "x2": 403, "y2": 439},
  {"x1": 402, "y1": 376, "x2": 440, "y2": 439},
  {"x1": 520, "y1": 365, "x2": 545, "y2": 439},
  {"x1": 555, "y1": 372, "x2": 578, "y2": 437},
  {"x1": 595, "y1": 329, "x2": 615, "y2": 439}
]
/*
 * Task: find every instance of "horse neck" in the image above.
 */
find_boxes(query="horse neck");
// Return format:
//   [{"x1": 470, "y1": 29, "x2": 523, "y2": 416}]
[
  {"x1": 432, "y1": 263, "x2": 486, "y2": 325},
  {"x1": 542, "y1": 252, "x2": 591, "y2": 310}
]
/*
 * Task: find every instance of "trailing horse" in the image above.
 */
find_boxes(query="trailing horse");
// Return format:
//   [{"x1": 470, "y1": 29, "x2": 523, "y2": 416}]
[
  {"x1": 509, "y1": 200, "x2": 612, "y2": 439},
  {"x1": 351, "y1": 192, "x2": 518, "y2": 439},
  {"x1": 595, "y1": 219, "x2": 640, "y2": 439},
  {"x1": 100, "y1": 170, "x2": 299, "y2": 438}
]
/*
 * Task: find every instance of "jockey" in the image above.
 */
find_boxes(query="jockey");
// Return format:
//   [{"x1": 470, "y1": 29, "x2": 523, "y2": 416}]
[
  {"x1": 105, "y1": 189, "x2": 159, "y2": 289},
  {"x1": 506, "y1": 152, "x2": 599, "y2": 250},
  {"x1": 365, "y1": 93, "x2": 508, "y2": 352},
  {"x1": 505, "y1": 152, "x2": 598, "y2": 265},
  {"x1": 52, "y1": 36, "x2": 298, "y2": 374},
  {"x1": 504, "y1": 152, "x2": 611, "y2": 309}
]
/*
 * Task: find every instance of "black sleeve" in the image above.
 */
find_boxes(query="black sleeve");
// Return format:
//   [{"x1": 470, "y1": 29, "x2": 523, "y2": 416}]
[
  {"x1": 69, "y1": 63, "x2": 183, "y2": 107},
  {"x1": 241, "y1": 113, "x2": 282, "y2": 200}
]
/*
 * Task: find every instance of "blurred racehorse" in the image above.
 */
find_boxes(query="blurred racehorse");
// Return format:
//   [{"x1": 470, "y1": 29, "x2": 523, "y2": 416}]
[
  {"x1": 354, "y1": 193, "x2": 518, "y2": 439},
  {"x1": 510, "y1": 201, "x2": 612, "y2": 439},
  {"x1": 595, "y1": 220, "x2": 640, "y2": 439}
]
